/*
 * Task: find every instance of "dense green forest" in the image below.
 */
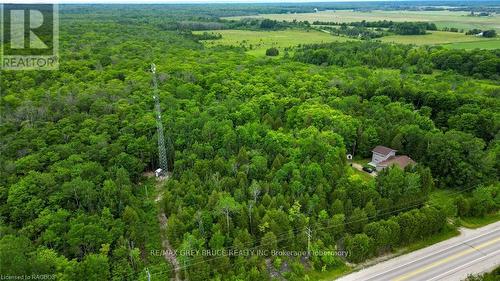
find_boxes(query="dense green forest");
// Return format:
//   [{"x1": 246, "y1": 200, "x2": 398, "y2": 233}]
[
  {"x1": 0, "y1": 4, "x2": 499, "y2": 281},
  {"x1": 294, "y1": 42, "x2": 500, "y2": 79}
]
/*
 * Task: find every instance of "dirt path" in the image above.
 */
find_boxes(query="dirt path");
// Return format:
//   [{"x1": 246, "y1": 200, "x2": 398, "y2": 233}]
[
  {"x1": 155, "y1": 177, "x2": 181, "y2": 281},
  {"x1": 158, "y1": 212, "x2": 181, "y2": 281}
]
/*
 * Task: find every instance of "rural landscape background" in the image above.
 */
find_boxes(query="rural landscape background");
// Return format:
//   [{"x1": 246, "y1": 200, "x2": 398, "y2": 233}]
[{"x1": 0, "y1": 1, "x2": 499, "y2": 281}]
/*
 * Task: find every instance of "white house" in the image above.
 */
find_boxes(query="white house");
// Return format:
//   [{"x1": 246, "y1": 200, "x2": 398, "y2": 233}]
[
  {"x1": 368, "y1": 146, "x2": 396, "y2": 167},
  {"x1": 368, "y1": 145, "x2": 416, "y2": 171}
]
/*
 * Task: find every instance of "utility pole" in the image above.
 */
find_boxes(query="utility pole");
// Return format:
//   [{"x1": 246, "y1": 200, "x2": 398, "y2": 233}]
[
  {"x1": 248, "y1": 203, "x2": 253, "y2": 234},
  {"x1": 305, "y1": 226, "x2": 312, "y2": 256},
  {"x1": 151, "y1": 63, "x2": 169, "y2": 178},
  {"x1": 183, "y1": 258, "x2": 187, "y2": 280}
]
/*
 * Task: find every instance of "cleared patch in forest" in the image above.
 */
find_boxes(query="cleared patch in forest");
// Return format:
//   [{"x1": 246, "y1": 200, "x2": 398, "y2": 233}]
[{"x1": 194, "y1": 29, "x2": 350, "y2": 56}]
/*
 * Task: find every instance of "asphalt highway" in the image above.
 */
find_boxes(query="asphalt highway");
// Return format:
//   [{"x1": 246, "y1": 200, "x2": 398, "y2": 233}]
[{"x1": 336, "y1": 221, "x2": 500, "y2": 281}]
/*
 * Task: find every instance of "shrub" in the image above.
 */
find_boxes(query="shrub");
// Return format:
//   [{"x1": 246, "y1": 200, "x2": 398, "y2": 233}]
[
  {"x1": 266, "y1": 47, "x2": 279, "y2": 56},
  {"x1": 482, "y1": 30, "x2": 497, "y2": 38}
]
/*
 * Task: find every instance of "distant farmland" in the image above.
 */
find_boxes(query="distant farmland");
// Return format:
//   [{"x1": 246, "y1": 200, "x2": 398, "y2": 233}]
[
  {"x1": 224, "y1": 10, "x2": 499, "y2": 49},
  {"x1": 379, "y1": 30, "x2": 496, "y2": 46},
  {"x1": 445, "y1": 39, "x2": 500, "y2": 49},
  {"x1": 225, "y1": 10, "x2": 500, "y2": 32}
]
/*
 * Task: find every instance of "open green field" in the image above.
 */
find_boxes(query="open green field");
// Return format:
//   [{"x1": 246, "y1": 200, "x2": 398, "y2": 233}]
[
  {"x1": 225, "y1": 10, "x2": 500, "y2": 32},
  {"x1": 379, "y1": 30, "x2": 494, "y2": 45},
  {"x1": 194, "y1": 29, "x2": 350, "y2": 56},
  {"x1": 445, "y1": 39, "x2": 500, "y2": 49}
]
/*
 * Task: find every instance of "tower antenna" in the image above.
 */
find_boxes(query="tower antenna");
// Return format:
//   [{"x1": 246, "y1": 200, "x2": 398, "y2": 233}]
[{"x1": 151, "y1": 63, "x2": 168, "y2": 179}]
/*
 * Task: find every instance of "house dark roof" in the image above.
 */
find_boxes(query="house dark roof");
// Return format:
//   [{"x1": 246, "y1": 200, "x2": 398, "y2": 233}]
[
  {"x1": 378, "y1": 155, "x2": 416, "y2": 169},
  {"x1": 372, "y1": 145, "x2": 396, "y2": 156}
]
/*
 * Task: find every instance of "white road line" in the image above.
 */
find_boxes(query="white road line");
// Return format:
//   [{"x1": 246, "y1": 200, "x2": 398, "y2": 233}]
[
  {"x1": 363, "y1": 226, "x2": 500, "y2": 281},
  {"x1": 426, "y1": 248, "x2": 500, "y2": 281}
]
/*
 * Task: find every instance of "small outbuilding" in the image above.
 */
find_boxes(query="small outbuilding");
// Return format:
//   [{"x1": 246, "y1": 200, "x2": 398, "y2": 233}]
[{"x1": 155, "y1": 168, "x2": 163, "y2": 178}]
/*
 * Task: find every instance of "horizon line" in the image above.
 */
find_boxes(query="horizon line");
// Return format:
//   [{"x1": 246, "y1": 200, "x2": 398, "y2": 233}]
[{"x1": 4, "y1": 0, "x2": 493, "y2": 4}]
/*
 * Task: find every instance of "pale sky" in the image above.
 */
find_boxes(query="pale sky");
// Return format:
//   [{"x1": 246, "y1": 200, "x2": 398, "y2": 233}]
[{"x1": 1, "y1": 0, "x2": 389, "y2": 3}]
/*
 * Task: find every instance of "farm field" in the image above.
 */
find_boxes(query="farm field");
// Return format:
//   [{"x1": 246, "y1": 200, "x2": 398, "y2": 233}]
[
  {"x1": 379, "y1": 30, "x2": 493, "y2": 45},
  {"x1": 445, "y1": 39, "x2": 500, "y2": 49},
  {"x1": 225, "y1": 10, "x2": 500, "y2": 32},
  {"x1": 194, "y1": 29, "x2": 351, "y2": 56}
]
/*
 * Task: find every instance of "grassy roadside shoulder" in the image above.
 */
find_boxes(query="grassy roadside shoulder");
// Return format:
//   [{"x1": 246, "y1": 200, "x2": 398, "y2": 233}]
[
  {"x1": 308, "y1": 264, "x2": 352, "y2": 281},
  {"x1": 401, "y1": 224, "x2": 460, "y2": 254},
  {"x1": 459, "y1": 212, "x2": 500, "y2": 229},
  {"x1": 429, "y1": 189, "x2": 500, "y2": 229},
  {"x1": 331, "y1": 189, "x2": 499, "y2": 280},
  {"x1": 318, "y1": 223, "x2": 459, "y2": 281}
]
